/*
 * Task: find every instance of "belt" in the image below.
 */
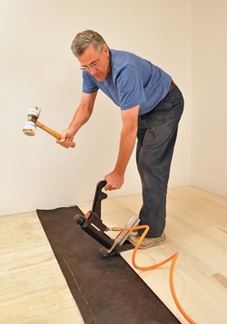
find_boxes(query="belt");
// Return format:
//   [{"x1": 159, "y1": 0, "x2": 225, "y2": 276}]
[{"x1": 168, "y1": 80, "x2": 175, "y2": 93}]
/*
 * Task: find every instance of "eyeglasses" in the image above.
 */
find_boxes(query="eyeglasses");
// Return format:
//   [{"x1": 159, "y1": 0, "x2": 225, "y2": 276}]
[{"x1": 80, "y1": 58, "x2": 101, "y2": 71}]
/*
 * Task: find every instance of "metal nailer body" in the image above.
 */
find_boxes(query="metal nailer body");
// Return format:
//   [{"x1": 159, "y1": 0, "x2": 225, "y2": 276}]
[{"x1": 74, "y1": 180, "x2": 140, "y2": 257}]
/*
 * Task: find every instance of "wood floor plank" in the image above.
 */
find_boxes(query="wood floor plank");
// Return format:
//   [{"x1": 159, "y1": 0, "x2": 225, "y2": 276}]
[{"x1": 0, "y1": 212, "x2": 83, "y2": 324}]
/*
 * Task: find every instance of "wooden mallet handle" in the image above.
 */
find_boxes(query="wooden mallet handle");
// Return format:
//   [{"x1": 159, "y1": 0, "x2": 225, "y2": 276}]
[{"x1": 36, "y1": 120, "x2": 76, "y2": 148}]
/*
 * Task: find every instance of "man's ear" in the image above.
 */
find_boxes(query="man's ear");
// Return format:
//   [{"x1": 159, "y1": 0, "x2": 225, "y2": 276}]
[{"x1": 103, "y1": 44, "x2": 109, "y2": 55}]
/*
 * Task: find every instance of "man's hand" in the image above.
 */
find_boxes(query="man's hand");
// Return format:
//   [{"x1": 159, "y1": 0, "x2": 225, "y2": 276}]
[
  {"x1": 104, "y1": 171, "x2": 124, "y2": 191},
  {"x1": 56, "y1": 129, "x2": 75, "y2": 148},
  {"x1": 57, "y1": 92, "x2": 97, "y2": 148}
]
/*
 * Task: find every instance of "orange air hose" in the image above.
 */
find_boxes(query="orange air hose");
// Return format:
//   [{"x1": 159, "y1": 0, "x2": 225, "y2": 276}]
[{"x1": 114, "y1": 225, "x2": 197, "y2": 324}]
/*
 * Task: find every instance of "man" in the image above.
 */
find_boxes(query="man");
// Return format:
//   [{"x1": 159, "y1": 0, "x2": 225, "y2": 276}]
[{"x1": 57, "y1": 30, "x2": 184, "y2": 249}]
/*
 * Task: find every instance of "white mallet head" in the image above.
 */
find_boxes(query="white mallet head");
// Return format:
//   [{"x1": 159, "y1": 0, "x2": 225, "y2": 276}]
[{"x1": 23, "y1": 106, "x2": 41, "y2": 136}]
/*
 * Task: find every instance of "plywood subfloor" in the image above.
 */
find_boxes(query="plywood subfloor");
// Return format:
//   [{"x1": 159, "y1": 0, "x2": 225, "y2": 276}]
[{"x1": 79, "y1": 186, "x2": 227, "y2": 324}]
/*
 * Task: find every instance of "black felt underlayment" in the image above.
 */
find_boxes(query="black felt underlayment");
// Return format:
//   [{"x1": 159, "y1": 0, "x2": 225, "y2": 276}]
[{"x1": 37, "y1": 206, "x2": 180, "y2": 324}]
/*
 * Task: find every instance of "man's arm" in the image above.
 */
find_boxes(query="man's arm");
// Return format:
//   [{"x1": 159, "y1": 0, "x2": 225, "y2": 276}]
[
  {"x1": 57, "y1": 91, "x2": 98, "y2": 148},
  {"x1": 105, "y1": 105, "x2": 139, "y2": 190}
]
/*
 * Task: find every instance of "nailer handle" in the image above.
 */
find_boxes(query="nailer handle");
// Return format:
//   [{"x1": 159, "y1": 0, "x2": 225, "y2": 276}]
[{"x1": 36, "y1": 120, "x2": 76, "y2": 148}]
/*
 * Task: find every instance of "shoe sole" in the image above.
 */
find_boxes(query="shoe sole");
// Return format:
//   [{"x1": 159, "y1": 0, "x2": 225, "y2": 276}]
[{"x1": 128, "y1": 234, "x2": 166, "y2": 249}]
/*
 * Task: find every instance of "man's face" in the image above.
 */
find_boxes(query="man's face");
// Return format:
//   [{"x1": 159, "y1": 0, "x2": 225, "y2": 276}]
[{"x1": 78, "y1": 43, "x2": 110, "y2": 82}]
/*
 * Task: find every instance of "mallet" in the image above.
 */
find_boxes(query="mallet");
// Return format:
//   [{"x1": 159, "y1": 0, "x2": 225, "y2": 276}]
[{"x1": 23, "y1": 106, "x2": 76, "y2": 148}]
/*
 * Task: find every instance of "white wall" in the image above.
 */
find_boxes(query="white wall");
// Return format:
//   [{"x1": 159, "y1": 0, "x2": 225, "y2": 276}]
[
  {"x1": 191, "y1": 0, "x2": 227, "y2": 198},
  {"x1": 0, "y1": 0, "x2": 191, "y2": 216}
]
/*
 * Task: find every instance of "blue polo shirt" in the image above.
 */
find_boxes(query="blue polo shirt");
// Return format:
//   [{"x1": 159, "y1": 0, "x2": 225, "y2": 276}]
[{"x1": 82, "y1": 49, "x2": 172, "y2": 115}]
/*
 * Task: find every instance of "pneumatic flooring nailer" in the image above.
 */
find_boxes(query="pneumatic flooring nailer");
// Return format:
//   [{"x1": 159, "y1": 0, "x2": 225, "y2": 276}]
[{"x1": 74, "y1": 180, "x2": 140, "y2": 257}]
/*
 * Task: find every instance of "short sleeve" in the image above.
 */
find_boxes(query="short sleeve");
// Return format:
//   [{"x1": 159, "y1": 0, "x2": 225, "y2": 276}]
[
  {"x1": 82, "y1": 71, "x2": 99, "y2": 94},
  {"x1": 116, "y1": 66, "x2": 146, "y2": 109}
]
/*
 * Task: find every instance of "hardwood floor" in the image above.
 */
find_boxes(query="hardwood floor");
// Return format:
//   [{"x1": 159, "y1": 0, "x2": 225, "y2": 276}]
[
  {"x1": 0, "y1": 187, "x2": 226, "y2": 323},
  {"x1": 0, "y1": 212, "x2": 83, "y2": 323}
]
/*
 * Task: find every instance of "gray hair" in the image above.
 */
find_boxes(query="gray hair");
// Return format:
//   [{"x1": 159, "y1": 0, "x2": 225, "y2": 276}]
[{"x1": 71, "y1": 30, "x2": 107, "y2": 57}]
